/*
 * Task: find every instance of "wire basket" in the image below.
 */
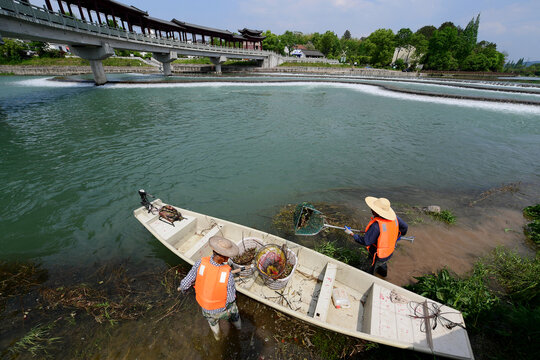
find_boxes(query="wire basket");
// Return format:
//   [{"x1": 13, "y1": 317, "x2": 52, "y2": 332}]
[
  {"x1": 230, "y1": 237, "x2": 264, "y2": 277},
  {"x1": 255, "y1": 244, "x2": 298, "y2": 290}
]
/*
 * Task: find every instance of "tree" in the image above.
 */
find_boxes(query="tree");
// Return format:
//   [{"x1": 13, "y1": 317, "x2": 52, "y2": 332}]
[
  {"x1": 262, "y1": 30, "x2": 284, "y2": 55},
  {"x1": 438, "y1": 21, "x2": 457, "y2": 31},
  {"x1": 316, "y1": 31, "x2": 341, "y2": 58},
  {"x1": 395, "y1": 28, "x2": 413, "y2": 47},
  {"x1": 0, "y1": 38, "x2": 27, "y2": 63},
  {"x1": 456, "y1": 14, "x2": 480, "y2": 66},
  {"x1": 342, "y1": 30, "x2": 351, "y2": 40},
  {"x1": 363, "y1": 28, "x2": 396, "y2": 67},
  {"x1": 416, "y1": 25, "x2": 436, "y2": 41},
  {"x1": 422, "y1": 26, "x2": 459, "y2": 70}
]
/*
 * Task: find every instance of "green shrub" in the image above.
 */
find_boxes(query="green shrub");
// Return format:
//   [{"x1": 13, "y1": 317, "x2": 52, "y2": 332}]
[
  {"x1": 406, "y1": 266, "x2": 498, "y2": 325},
  {"x1": 523, "y1": 204, "x2": 540, "y2": 220}
]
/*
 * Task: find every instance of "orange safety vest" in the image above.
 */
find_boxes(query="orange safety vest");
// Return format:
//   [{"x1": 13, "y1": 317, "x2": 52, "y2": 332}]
[
  {"x1": 365, "y1": 217, "x2": 400, "y2": 264},
  {"x1": 194, "y1": 257, "x2": 231, "y2": 310}
]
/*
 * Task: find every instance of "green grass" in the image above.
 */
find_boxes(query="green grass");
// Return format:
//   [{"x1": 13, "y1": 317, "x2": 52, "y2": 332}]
[
  {"x1": 429, "y1": 209, "x2": 457, "y2": 224},
  {"x1": 173, "y1": 57, "x2": 212, "y2": 64},
  {"x1": 8, "y1": 323, "x2": 61, "y2": 357},
  {"x1": 406, "y1": 247, "x2": 540, "y2": 359},
  {"x1": 523, "y1": 204, "x2": 540, "y2": 245},
  {"x1": 279, "y1": 61, "x2": 351, "y2": 68},
  {"x1": 314, "y1": 241, "x2": 366, "y2": 268}
]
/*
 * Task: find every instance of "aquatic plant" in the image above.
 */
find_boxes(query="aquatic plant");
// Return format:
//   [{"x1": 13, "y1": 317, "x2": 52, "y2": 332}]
[
  {"x1": 315, "y1": 241, "x2": 366, "y2": 268},
  {"x1": 429, "y1": 209, "x2": 457, "y2": 224},
  {"x1": 8, "y1": 323, "x2": 61, "y2": 357},
  {"x1": 0, "y1": 261, "x2": 47, "y2": 312},
  {"x1": 523, "y1": 204, "x2": 540, "y2": 245},
  {"x1": 483, "y1": 247, "x2": 540, "y2": 306}
]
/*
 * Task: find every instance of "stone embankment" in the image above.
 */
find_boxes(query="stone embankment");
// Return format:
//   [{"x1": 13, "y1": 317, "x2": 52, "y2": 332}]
[{"x1": 254, "y1": 66, "x2": 422, "y2": 78}]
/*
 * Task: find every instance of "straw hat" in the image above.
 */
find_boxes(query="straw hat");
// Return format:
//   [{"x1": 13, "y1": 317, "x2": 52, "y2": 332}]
[
  {"x1": 209, "y1": 236, "x2": 239, "y2": 258},
  {"x1": 365, "y1": 196, "x2": 397, "y2": 220}
]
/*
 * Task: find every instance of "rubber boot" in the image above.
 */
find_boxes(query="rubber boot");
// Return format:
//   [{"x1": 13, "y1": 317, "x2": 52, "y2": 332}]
[
  {"x1": 209, "y1": 323, "x2": 220, "y2": 340},
  {"x1": 232, "y1": 317, "x2": 242, "y2": 330}
]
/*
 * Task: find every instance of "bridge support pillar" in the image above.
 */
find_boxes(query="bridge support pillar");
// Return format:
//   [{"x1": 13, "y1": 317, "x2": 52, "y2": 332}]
[
  {"x1": 210, "y1": 56, "x2": 227, "y2": 73},
  {"x1": 260, "y1": 53, "x2": 283, "y2": 68},
  {"x1": 153, "y1": 51, "x2": 177, "y2": 76},
  {"x1": 70, "y1": 43, "x2": 114, "y2": 85}
]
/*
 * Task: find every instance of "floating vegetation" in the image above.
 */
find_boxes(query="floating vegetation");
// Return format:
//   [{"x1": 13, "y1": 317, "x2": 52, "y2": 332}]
[
  {"x1": 272, "y1": 202, "x2": 363, "y2": 240},
  {"x1": 469, "y1": 182, "x2": 521, "y2": 207},
  {"x1": 39, "y1": 263, "x2": 188, "y2": 325},
  {"x1": 8, "y1": 322, "x2": 61, "y2": 358},
  {"x1": 0, "y1": 261, "x2": 47, "y2": 312}
]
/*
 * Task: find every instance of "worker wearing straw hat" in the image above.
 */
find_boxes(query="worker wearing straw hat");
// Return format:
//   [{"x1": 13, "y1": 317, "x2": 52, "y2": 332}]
[
  {"x1": 178, "y1": 236, "x2": 242, "y2": 340},
  {"x1": 344, "y1": 197, "x2": 408, "y2": 277}
]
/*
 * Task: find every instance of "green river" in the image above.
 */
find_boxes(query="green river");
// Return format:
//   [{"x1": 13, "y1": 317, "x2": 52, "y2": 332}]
[{"x1": 0, "y1": 73, "x2": 539, "y2": 359}]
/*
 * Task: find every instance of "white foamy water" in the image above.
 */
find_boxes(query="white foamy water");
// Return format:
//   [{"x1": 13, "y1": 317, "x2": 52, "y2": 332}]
[
  {"x1": 13, "y1": 77, "x2": 94, "y2": 87},
  {"x1": 105, "y1": 80, "x2": 540, "y2": 115}
]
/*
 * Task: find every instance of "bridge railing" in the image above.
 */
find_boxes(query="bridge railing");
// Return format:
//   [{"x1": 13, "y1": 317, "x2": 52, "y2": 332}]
[{"x1": 0, "y1": 0, "x2": 274, "y2": 57}]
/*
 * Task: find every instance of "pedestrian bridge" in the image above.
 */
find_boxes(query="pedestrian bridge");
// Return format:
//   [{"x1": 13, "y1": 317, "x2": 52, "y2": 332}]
[{"x1": 0, "y1": 0, "x2": 284, "y2": 84}]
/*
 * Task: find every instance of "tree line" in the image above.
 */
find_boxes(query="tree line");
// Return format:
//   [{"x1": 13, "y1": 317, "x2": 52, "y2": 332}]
[{"x1": 262, "y1": 14, "x2": 509, "y2": 72}]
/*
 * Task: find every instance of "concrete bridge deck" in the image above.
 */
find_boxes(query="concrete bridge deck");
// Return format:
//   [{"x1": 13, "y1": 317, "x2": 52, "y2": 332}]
[{"x1": 0, "y1": 0, "x2": 283, "y2": 83}]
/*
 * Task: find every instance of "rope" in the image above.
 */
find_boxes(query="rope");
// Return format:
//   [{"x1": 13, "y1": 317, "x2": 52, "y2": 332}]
[{"x1": 407, "y1": 300, "x2": 466, "y2": 332}]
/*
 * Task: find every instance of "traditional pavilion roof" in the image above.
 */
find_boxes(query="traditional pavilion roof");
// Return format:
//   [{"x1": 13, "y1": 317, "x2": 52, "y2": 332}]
[
  {"x1": 171, "y1": 19, "x2": 234, "y2": 38},
  {"x1": 143, "y1": 16, "x2": 184, "y2": 31},
  {"x1": 68, "y1": 0, "x2": 148, "y2": 16},
  {"x1": 237, "y1": 28, "x2": 265, "y2": 41},
  {"x1": 238, "y1": 28, "x2": 263, "y2": 36}
]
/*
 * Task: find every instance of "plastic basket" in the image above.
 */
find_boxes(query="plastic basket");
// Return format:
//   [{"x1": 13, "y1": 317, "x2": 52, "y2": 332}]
[
  {"x1": 230, "y1": 237, "x2": 264, "y2": 277},
  {"x1": 256, "y1": 245, "x2": 298, "y2": 290}
]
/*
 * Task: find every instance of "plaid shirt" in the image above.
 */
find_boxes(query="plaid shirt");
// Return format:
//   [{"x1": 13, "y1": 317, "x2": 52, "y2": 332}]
[{"x1": 180, "y1": 255, "x2": 237, "y2": 313}]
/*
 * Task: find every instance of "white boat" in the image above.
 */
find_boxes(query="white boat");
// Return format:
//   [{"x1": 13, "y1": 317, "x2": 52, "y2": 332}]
[{"x1": 134, "y1": 197, "x2": 474, "y2": 360}]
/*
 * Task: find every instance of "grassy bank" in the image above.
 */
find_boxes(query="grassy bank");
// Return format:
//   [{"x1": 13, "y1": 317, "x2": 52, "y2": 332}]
[{"x1": 279, "y1": 61, "x2": 352, "y2": 68}]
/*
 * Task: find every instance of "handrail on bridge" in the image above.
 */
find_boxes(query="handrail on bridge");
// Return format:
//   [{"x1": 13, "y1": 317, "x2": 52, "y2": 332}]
[{"x1": 0, "y1": 0, "x2": 274, "y2": 57}]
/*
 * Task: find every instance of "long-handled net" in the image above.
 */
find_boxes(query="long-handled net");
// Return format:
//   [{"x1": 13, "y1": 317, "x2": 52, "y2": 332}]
[{"x1": 293, "y1": 202, "x2": 362, "y2": 236}]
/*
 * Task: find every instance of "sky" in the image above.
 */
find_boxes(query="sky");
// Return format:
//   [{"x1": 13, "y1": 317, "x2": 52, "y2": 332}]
[{"x1": 34, "y1": 0, "x2": 540, "y2": 61}]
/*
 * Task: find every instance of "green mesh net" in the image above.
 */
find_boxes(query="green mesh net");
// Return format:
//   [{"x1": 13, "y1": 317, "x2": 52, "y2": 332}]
[{"x1": 293, "y1": 202, "x2": 326, "y2": 236}]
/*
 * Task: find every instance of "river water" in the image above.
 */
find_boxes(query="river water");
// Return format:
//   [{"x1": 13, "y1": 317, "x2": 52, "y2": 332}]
[{"x1": 0, "y1": 73, "x2": 539, "y2": 358}]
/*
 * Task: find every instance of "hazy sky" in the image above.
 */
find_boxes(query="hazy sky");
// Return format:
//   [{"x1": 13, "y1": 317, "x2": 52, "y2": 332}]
[{"x1": 35, "y1": 0, "x2": 540, "y2": 61}]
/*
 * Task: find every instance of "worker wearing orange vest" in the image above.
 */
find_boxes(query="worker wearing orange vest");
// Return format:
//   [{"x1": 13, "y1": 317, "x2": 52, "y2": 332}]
[
  {"x1": 344, "y1": 197, "x2": 408, "y2": 277},
  {"x1": 178, "y1": 236, "x2": 241, "y2": 340}
]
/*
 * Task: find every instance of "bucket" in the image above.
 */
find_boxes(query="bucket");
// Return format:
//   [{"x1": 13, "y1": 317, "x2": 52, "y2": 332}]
[
  {"x1": 230, "y1": 237, "x2": 264, "y2": 277},
  {"x1": 255, "y1": 244, "x2": 297, "y2": 290}
]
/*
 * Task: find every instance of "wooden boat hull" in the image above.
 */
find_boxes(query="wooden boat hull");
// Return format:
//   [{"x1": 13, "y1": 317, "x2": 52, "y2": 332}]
[{"x1": 134, "y1": 199, "x2": 474, "y2": 360}]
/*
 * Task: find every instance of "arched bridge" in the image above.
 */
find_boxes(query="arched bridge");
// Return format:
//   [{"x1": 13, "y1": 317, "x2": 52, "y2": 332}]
[{"x1": 0, "y1": 0, "x2": 284, "y2": 84}]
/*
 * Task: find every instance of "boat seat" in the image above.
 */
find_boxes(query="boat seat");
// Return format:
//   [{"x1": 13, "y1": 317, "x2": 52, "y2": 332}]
[
  {"x1": 313, "y1": 262, "x2": 338, "y2": 322},
  {"x1": 185, "y1": 225, "x2": 223, "y2": 260}
]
